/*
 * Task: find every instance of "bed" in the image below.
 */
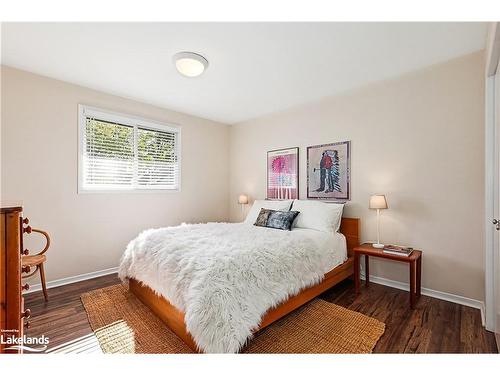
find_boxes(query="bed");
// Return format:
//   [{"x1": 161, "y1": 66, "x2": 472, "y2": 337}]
[{"x1": 119, "y1": 216, "x2": 359, "y2": 353}]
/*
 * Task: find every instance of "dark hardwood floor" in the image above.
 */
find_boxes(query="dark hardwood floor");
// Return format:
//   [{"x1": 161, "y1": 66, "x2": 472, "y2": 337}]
[
  {"x1": 24, "y1": 274, "x2": 119, "y2": 353},
  {"x1": 23, "y1": 274, "x2": 498, "y2": 354},
  {"x1": 320, "y1": 280, "x2": 498, "y2": 353}
]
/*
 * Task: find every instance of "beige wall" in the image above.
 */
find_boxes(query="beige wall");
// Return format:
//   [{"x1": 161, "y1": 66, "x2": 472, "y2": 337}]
[
  {"x1": 1, "y1": 66, "x2": 230, "y2": 282},
  {"x1": 1, "y1": 51, "x2": 486, "y2": 301},
  {"x1": 229, "y1": 52, "x2": 485, "y2": 301}
]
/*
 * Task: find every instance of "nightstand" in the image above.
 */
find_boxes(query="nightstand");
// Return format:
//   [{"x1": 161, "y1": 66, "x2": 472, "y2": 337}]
[{"x1": 353, "y1": 243, "x2": 423, "y2": 308}]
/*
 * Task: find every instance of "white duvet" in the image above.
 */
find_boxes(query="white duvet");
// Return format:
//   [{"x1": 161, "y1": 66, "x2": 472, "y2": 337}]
[{"x1": 118, "y1": 222, "x2": 346, "y2": 353}]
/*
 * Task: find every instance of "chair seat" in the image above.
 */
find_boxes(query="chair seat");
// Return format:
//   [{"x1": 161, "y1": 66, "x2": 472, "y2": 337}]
[{"x1": 22, "y1": 254, "x2": 46, "y2": 267}]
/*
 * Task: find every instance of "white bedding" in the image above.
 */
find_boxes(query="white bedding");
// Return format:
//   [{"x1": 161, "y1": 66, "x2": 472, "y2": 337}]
[
  {"x1": 118, "y1": 222, "x2": 347, "y2": 353},
  {"x1": 291, "y1": 227, "x2": 347, "y2": 270}
]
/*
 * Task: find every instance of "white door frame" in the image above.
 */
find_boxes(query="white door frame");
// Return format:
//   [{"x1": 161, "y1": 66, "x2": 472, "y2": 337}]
[{"x1": 485, "y1": 22, "x2": 500, "y2": 333}]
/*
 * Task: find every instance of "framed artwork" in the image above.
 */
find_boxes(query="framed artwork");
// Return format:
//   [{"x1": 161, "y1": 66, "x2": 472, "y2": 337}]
[
  {"x1": 307, "y1": 141, "x2": 350, "y2": 200},
  {"x1": 267, "y1": 147, "x2": 299, "y2": 200}
]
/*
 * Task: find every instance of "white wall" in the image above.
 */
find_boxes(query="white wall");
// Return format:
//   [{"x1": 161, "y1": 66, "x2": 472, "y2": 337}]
[
  {"x1": 229, "y1": 51, "x2": 486, "y2": 301},
  {"x1": 1, "y1": 66, "x2": 230, "y2": 282}
]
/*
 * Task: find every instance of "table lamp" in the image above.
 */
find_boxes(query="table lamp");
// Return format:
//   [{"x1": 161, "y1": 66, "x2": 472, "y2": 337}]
[
  {"x1": 238, "y1": 194, "x2": 249, "y2": 212},
  {"x1": 369, "y1": 194, "x2": 388, "y2": 248}
]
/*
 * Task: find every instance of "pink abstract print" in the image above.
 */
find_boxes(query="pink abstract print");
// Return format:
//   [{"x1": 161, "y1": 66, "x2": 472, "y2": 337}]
[{"x1": 267, "y1": 148, "x2": 298, "y2": 199}]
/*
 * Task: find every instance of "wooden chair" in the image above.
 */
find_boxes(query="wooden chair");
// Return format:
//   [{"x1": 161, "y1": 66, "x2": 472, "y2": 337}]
[{"x1": 22, "y1": 228, "x2": 50, "y2": 301}]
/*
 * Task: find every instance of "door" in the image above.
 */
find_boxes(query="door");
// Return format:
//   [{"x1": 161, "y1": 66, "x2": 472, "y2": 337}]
[
  {"x1": 485, "y1": 21, "x2": 500, "y2": 347},
  {"x1": 494, "y1": 59, "x2": 500, "y2": 342}
]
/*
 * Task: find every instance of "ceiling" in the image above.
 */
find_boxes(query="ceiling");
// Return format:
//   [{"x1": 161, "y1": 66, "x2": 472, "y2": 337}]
[{"x1": 1, "y1": 22, "x2": 488, "y2": 124}]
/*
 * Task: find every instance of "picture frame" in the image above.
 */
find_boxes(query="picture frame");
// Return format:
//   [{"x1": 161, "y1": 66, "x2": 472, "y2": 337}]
[
  {"x1": 267, "y1": 147, "x2": 299, "y2": 200},
  {"x1": 306, "y1": 141, "x2": 350, "y2": 200}
]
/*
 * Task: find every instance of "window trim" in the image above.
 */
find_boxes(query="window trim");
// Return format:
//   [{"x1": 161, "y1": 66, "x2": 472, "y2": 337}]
[{"x1": 78, "y1": 104, "x2": 182, "y2": 194}]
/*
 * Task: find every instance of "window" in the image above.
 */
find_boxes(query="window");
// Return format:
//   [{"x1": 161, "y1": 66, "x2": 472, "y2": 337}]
[{"x1": 78, "y1": 105, "x2": 180, "y2": 192}]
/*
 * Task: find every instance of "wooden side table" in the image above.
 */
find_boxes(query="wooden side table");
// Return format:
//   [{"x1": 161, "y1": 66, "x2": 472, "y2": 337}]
[{"x1": 353, "y1": 243, "x2": 422, "y2": 308}]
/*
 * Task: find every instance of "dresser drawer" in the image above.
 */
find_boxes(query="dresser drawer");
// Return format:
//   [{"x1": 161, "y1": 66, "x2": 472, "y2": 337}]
[{"x1": 1, "y1": 204, "x2": 23, "y2": 354}]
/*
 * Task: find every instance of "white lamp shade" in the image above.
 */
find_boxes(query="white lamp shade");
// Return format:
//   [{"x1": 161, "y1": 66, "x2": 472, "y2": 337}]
[
  {"x1": 369, "y1": 194, "x2": 388, "y2": 209},
  {"x1": 238, "y1": 194, "x2": 249, "y2": 205}
]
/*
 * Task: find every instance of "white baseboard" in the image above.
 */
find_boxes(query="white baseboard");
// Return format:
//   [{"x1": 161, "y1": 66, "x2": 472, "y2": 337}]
[
  {"x1": 23, "y1": 267, "x2": 119, "y2": 294},
  {"x1": 361, "y1": 273, "x2": 486, "y2": 326}
]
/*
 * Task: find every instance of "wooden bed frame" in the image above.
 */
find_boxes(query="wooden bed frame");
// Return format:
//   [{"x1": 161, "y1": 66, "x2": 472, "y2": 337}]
[{"x1": 128, "y1": 217, "x2": 360, "y2": 352}]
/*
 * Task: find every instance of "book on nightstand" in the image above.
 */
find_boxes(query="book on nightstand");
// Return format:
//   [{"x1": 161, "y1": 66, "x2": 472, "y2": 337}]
[{"x1": 382, "y1": 245, "x2": 414, "y2": 257}]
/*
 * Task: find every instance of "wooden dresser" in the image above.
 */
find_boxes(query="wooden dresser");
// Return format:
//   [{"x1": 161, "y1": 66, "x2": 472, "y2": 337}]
[{"x1": 1, "y1": 203, "x2": 31, "y2": 354}]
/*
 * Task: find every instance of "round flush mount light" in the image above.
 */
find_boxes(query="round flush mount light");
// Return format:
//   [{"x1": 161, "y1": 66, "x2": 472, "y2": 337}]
[{"x1": 173, "y1": 52, "x2": 208, "y2": 77}]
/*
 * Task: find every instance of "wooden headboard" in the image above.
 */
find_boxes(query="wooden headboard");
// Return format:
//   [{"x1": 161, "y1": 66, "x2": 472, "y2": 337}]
[{"x1": 339, "y1": 217, "x2": 360, "y2": 258}]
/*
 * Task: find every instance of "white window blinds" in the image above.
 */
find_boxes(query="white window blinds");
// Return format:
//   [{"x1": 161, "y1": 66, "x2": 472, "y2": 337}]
[
  {"x1": 79, "y1": 106, "x2": 180, "y2": 191},
  {"x1": 137, "y1": 126, "x2": 178, "y2": 187}
]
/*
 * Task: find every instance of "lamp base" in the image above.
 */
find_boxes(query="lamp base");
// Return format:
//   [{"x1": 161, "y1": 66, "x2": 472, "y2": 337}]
[{"x1": 372, "y1": 243, "x2": 384, "y2": 249}]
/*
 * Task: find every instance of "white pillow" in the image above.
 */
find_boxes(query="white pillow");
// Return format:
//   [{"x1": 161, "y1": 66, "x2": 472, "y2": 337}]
[
  {"x1": 291, "y1": 200, "x2": 344, "y2": 233},
  {"x1": 244, "y1": 199, "x2": 293, "y2": 224}
]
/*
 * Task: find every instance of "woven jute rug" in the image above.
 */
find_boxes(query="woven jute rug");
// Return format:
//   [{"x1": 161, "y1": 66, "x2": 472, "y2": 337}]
[{"x1": 81, "y1": 284, "x2": 385, "y2": 354}]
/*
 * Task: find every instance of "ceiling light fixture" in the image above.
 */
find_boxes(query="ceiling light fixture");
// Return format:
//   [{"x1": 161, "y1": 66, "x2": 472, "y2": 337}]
[{"x1": 173, "y1": 52, "x2": 208, "y2": 77}]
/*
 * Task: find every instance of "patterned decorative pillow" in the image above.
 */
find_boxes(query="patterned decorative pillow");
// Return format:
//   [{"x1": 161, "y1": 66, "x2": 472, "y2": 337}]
[
  {"x1": 254, "y1": 208, "x2": 272, "y2": 227},
  {"x1": 267, "y1": 210, "x2": 300, "y2": 230},
  {"x1": 254, "y1": 208, "x2": 300, "y2": 231}
]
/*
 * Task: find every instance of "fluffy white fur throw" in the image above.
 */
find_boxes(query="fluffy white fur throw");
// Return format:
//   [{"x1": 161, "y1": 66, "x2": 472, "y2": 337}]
[{"x1": 119, "y1": 223, "x2": 333, "y2": 353}]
